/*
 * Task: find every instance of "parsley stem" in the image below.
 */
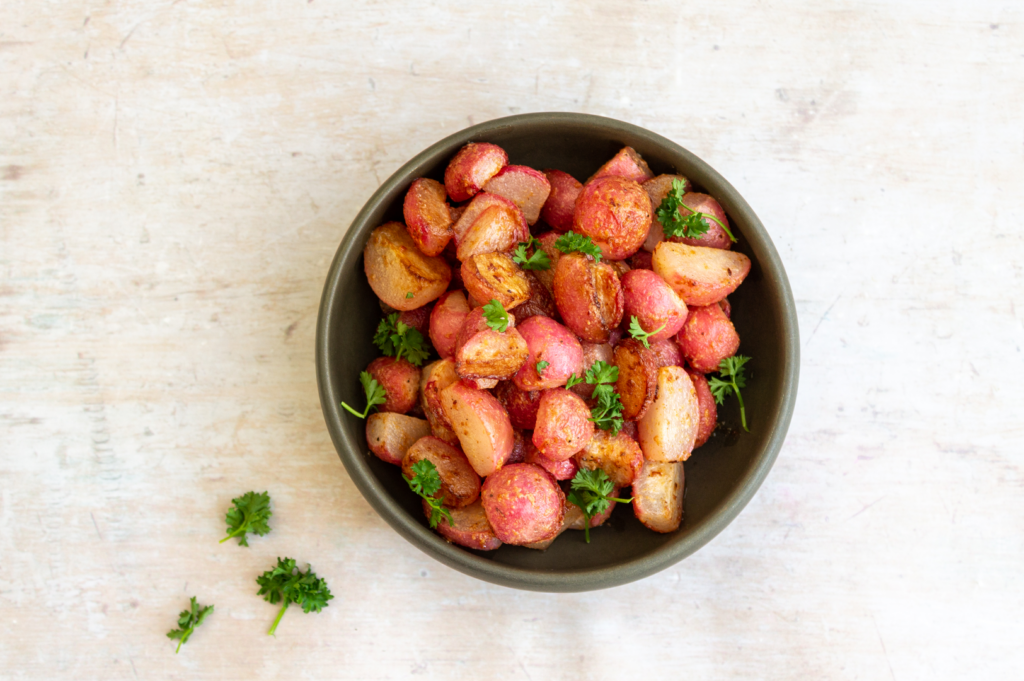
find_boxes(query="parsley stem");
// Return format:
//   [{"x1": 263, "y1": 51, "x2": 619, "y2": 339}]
[
  {"x1": 176, "y1": 632, "x2": 187, "y2": 654},
  {"x1": 340, "y1": 401, "x2": 369, "y2": 419},
  {"x1": 582, "y1": 516, "x2": 591, "y2": 544},
  {"x1": 219, "y1": 527, "x2": 244, "y2": 544},
  {"x1": 732, "y1": 378, "x2": 748, "y2": 431},
  {"x1": 679, "y1": 202, "x2": 737, "y2": 242},
  {"x1": 268, "y1": 602, "x2": 289, "y2": 636}
]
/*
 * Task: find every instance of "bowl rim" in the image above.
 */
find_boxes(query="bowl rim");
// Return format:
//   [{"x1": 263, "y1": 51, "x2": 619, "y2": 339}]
[{"x1": 316, "y1": 112, "x2": 800, "y2": 592}]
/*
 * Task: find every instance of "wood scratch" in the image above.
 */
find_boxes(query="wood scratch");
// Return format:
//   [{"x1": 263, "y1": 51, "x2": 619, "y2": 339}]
[
  {"x1": 874, "y1": 616, "x2": 897, "y2": 681},
  {"x1": 847, "y1": 495, "x2": 885, "y2": 522},
  {"x1": 805, "y1": 294, "x2": 840, "y2": 348},
  {"x1": 119, "y1": 23, "x2": 142, "y2": 50}
]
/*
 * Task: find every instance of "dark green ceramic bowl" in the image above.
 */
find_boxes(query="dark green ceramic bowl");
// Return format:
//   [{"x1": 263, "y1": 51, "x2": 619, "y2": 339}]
[{"x1": 316, "y1": 112, "x2": 799, "y2": 592}]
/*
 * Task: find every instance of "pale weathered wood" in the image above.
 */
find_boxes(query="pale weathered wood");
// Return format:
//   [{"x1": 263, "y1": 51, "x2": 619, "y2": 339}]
[{"x1": 2, "y1": 1, "x2": 1023, "y2": 679}]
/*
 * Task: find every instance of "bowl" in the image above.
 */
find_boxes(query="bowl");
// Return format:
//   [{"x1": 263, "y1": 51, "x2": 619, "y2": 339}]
[{"x1": 316, "y1": 112, "x2": 799, "y2": 592}]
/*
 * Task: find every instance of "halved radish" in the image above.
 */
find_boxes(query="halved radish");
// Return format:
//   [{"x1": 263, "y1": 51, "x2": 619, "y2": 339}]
[
  {"x1": 439, "y1": 380, "x2": 514, "y2": 477},
  {"x1": 444, "y1": 142, "x2": 508, "y2": 202},
  {"x1": 652, "y1": 242, "x2": 751, "y2": 306},
  {"x1": 632, "y1": 460, "x2": 684, "y2": 533},
  {"x1": 483, "y1": 165, "x2": 551, "y2": 226},
  {"x1": 637, "y1": 366, "x2": 699, "y2": 462}
]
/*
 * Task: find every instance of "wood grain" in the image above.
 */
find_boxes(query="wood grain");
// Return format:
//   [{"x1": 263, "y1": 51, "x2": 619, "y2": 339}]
[{"x1": 2, "y1": 1, "x2": 1023, "y2": 679}]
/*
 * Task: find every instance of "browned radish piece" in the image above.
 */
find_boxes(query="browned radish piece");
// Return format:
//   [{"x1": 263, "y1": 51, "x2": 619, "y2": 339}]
[
  {"x1": 566, "y1": 486, "x2": 620, "y2": 530},
  {"x1": 512, "y1": 316, "x2": 584, "y2": 392},
  {"x1": 669, "y1": 192, "x2": 733, "y2": 251},
  {"x1": 397, "y1": 303, "x2": 433, "y2": 337},
  {"x1": 463, "y1": 377, "x2": 498, "y2": 390},
  {"x1": 686, "y1": 368, "x2": 717, "y2": 448},
  {"x1": 630, "y1": 249, "x2": 653, "y2": 270},
  {"x1": 439, "y1": 380, "x2": 514, "y2": 477},
  {"x1": 454, "y1": 308, "x2": 529, "y2": 380},
  {"x1": 419, "y1": 359, "x2": 460, "y2": 446},
  {"x1": 719, "y1": 297, "x2": 731, "y2": 318},
  {"x1": 576, "y1": 429, "x2": 644, "y2": 487},
  {"x1": 532, "y1": 388, "x2": 594, "y2": 461},
  {"x1": 587, "y1": 146, "x2": 654, "y2": 185},
  {"x1": 460, "y1": 252, "x2": 531, "y2": 310},
  {"x1": 494, "y1": 380, "x2": 541, "y2": 430},
  {"x1": 652, "y1": 242, "x2": 751, "y2": 306},
  {"x1": 364, "y1": 222, "x2": 452, "y2": 311},
  {"x1": 444, "y1": 142, "x2": 508, "y2": 202},
  {"x1": 480, "y1": 463, "x2": 565, "y2": 545},
  {"x1": 531, "y1": 230, "x2": 562, "y2": 294},
  {"x1": 648, "y1": 337, "x2": 684, "y2": 370},
  {"x1": 676, "y1": 303, "x2": 740, "y2": 373},
  {"x1": 402, "y1": 436, "x2": 481, "y2": 509},
  {"x1": 452, "y1": 192, "x2": 516, "y2": 243},
  {"x1": 508, "y1": 429, "x2": 528, "y2": 464},
  {"x1": 509, "y1": 271, "x2": 558, "y2": 323},
  {"x1": 483, "y1": 165, "x2": 551, "y2": 226},
  {"x1": 403, "y1": 178, "x2": 452, "y2": 256},
  {"x1": 570, "y1": 342, "x2": 614, "y2": 400},
  {"x1": 642, "y1": 174, "x2": 693, "y2": 252},
  {"x1": 621, "y1": 269, "x2": 689, "y2": 343},
  {"x1": 524, "y1": 441, "x2": 579, "y2": 481},
  {"x1": 638, "y1": 367, "x2": 699, "y2": 462},
  {"x1": 552, "y1": 253, "x2": 624, "y2": 344},
  {"x1": 365, "y1": 412, "x2": 432, "y2": 465},
  {"x1": 458, "y1": 196, "x2": 532, "y2": 262},
  {"x1": 613, "y1": 339, "x2": 659, "y2": 422},
  {"x1": 428, "y1": 500, "x2": 502, "y2": 551},
  {"x1": 607, "y1": 260, "x2": 630, "y2": 278},
  {"x1": 429, "y1": 290, "x2": 470, "y2": 360},
  {"x1": 632, "y1": 461, "x2": 684, "y2": 533},
  {"x1": 540, "y1": 169, "x2": 583, "y2": 232},
  {"x1": 366, "y1": 356, "x2": 420, "y2": 414},
  {"x1": 573, "y1": 176, "x2": 653, "y2": 260}
]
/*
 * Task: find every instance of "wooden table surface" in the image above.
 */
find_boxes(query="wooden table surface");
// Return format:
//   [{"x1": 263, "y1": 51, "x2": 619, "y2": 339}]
[{"x1": 3, "y1": 1, "x2": 1022, "y2": 679}]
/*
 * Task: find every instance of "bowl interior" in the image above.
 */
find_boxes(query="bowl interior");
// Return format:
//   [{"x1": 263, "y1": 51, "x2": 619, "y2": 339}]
[{"x1": 317, "y1": 113, "x2": 798, "y2": 591}]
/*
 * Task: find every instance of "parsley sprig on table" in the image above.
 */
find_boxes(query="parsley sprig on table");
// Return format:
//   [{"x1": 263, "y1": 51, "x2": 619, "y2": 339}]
[
  {"x1": 166, "y1": 597, "x2": 214, "y2": 653},
  {"x1": 566, "y1": 469, "x2": 633, "y2": 544},
  {"x1": 512, "y1": 237, "x2": 551, "y2": 270},
  {"x1": 373, "y1": 313, "x2": 430, "y2": 366},
  {"x1": 554, "y1": 231, "x2": 602, "y2": 260},
  {"x1": 582, "y1": 361, "x2": 623, "y2": 435},
  {"x1": 627, "y1": 315, "x2": 665, "y2": 349},
  {"x1": 709, "y1": 355, "x2": 751, "y2": 432},
  {"x1": 256, "y1": 558, "x2": 334, "y2": 636},
  {"x1": 340, "y1": 370, "x2": 388, "y2": 419},
  {"x1": 404, "y1": 459, "x2": 454, "y2": 529},
  {"x1": 657, "y1": 179, "x2": 737, "y2": 242},
  {"x1": 220, "y1": 491, "x2": 272, "y2": 546},
  {"x1": 482, "y1": 299, "x2": 510, "y2": 333}
]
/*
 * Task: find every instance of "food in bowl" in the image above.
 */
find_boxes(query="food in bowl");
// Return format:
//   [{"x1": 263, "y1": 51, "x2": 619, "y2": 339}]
[{"x1": 339, "y1": 139, "x2": 757, "y2": 552}]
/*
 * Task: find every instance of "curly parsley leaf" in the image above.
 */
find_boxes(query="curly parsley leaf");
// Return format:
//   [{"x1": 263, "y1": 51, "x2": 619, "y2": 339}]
[
  {"x1": 341, "y1": 371, "x2": 388, "y2": 419},
  {"x1": 627, "y1": 315, "x2": 666, "y2": 349},
  {"x1": 482, "y1": 299, "x2": 510, "y2": 333},
  {"x1": 220, "y1": 491, "x2": 272, "y2": 546},
  {"x1": 536, "y1": 360, "x2": 550, "y2": 376},
  {"x1": 565, "y1": 373, "x2": 584, "y2": 389},
  {"x1": 566, "y1": 468, "x2": 633, "y2": 543},
  {"x1": 405, "y1": 292, "x2": 414, "y2": 299},
  {"x1": 584, "y1": 362, "x2": 623, "y2": 434},
  {"x1": 512, "y1": 237, "x2": 551, "y2": 271},
  {"x1": 708, "y1": 355, "x2": 750, "y2": 432},
  {"x1": 656, "y1": 179, "x2": 737, "y2": 242},
  {"x1": 372, "y1": 313, "x2": 430, "y2": 366},
  {"x1": 404, "y1": 459, "x2": 453, "y2": 529},
  {"x1": 167, "y1": 597, "x2": 214, "y2": 654},
  {"x1": 256, "y1": 558, "x2": 334, "y2": 636},
  {"x1": 554, "y1": 230, "x2": 602, "y2": 261}
]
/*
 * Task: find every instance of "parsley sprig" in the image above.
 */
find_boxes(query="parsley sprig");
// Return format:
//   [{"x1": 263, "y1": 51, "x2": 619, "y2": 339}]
[
  {"x1": 220, "y1": 491, "x2": 272, "y2": 546},
  {"x1": 341, "y1": 370, "x2": 388, "y2": 419},
  {"x1": 583, "y1": 361, "x2": 623, "y2": 435},
  {"x1": 628, "y1": 315, "x2": 665, "y2": 349},
  {"x1": 554, "y1": 230, "x2": 602, "y2": 261},
  {"x1": 166, "y1": 597, "x2": 214, "y2": 654},
  {"x1": 536, "y1": 360, "x2": 550, "y2": 376},
  {"x1": 256, "y1": 558, "x2": 334, "y2": 636},
  {"x1": 404, "y1": 459, "x2": 454, "y2": 529},
  {"x1": 373, "y1": 313, "x2": 430, "y2": 366},
  {"x1": 565, "y1": 372, "x2": 585, "y2": 389},
  {"x1": 708, "y1": 355, "x2": 750, "y2": 432},
  {"x1": 512, "y1": 237, "x2": 551, "y2": 270},
  {"x1": 482, "y1": 299, "x2": 509, "y2": 333},
  {"x1": 657, "y1": 179, "x2": 737, "y2": 242},
  {"x1": 566, "y1": 469, "x2": 633, "y2": 543}
]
